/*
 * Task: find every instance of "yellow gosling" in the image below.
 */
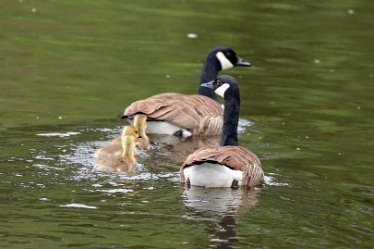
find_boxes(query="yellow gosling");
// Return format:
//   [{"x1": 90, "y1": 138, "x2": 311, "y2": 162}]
[
  {"x1": 122, "y1": 125, "x2": 139, "y2": 138},
  {"x1": 95, "y1": 125, "x2": 138, "y2": 158},
  {"x1": 133, "y1": 114, "x2": 149, "y2": 150},
  {"x1": 94, "y1": 125, "x2": 140, "y2": 172},
  {"x1": 95, "y1": 135, "x2": 137, "y2": 172},
  {"x1": 123, "y1": 125, "x2": 139, "y2": 155}
]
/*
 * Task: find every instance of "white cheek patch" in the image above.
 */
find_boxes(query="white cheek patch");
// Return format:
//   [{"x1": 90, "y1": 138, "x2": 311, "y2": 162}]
[
  {"x1": 216, "y1": 52, "x2": 234, "y2": 70},
  {"x1": 215, "y1": 83, "x2": 230, "y2": 98}
]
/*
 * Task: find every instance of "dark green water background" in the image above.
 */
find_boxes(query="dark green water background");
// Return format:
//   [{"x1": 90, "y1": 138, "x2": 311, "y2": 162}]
[{"x1": 1, "y1": 0, "x2": 373, "y2": 248}]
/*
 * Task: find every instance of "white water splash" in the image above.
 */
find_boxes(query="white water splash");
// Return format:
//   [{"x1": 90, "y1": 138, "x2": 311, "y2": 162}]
[
  {"x1": 238, "y1": 118, "x2": 254, "y2": 134},
  {"x1": 117, "y1": 172, "x2": 178, "y2": 181},
  {"x1": 33, "y1": 164, "x2": 64, "y2": 171},
  {"x1": 97, "y1": 189, "x2": 134, "y2": 194},
  {"x1": 264, "y1": 175, "x2": 289, "y2": 186},
  {"x1": 34, "y1": 155, "x2": 54, "y2": 160},
  {"x1": 60, "y1": 203, "x2": 98, "y2": 209},
  {"x1": 36, "y1": 132, "x2": 81, "y2": 138}
]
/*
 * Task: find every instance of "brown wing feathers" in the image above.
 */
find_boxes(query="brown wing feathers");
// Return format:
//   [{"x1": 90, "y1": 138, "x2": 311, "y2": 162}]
[
  {"x1": 180, "y1": 146, "x2": 264, "y2": 187},
  {"x1": 123, "y1": 93, "x2": 223, "y2": 135}
]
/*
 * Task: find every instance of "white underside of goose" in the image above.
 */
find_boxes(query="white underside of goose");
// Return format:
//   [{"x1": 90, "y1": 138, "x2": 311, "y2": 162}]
[
  {"x1": 183, "y1": 163, "x2": 243, "y2": 188},
  {"x1": 128, "y1": 120, "x2": 192, "y2": 137}
]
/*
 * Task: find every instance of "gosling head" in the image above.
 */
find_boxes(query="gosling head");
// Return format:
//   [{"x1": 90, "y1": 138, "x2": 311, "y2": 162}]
[{"x1": 121, "y1": 125, "x2": 139, "y2": 138}]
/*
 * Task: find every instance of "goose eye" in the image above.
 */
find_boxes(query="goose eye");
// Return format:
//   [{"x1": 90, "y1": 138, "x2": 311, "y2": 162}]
[{"x1": 215, "y1": 79, "x2": 223, "y2": 86}]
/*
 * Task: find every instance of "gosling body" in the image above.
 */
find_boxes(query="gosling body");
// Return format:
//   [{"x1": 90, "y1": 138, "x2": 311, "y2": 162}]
[{"x1": 94, "y1": 125, "x2": 139, "y2": 172}]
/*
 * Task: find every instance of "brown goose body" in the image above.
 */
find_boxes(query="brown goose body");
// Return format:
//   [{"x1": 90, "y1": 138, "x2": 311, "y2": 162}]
[
  {"x1": 180, "y1": 146, "x2": 264, "y2": 187},
  {"x1": 124, "y1": 93, "x2": 224, "y2": 136}
]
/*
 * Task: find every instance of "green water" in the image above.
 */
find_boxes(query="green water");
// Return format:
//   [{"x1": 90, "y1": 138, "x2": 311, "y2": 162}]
[{"x1": 1, "y1": 0, "x2": 373, "y2": 248}]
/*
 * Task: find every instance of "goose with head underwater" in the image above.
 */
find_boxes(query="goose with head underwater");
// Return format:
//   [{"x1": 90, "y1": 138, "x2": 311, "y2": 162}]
[
  {"x1": 179, "y1": 75, "x2": 264, "y2": 188},
  {"x1": 122, "y1": 47, "x2": 251, "y2": 137}
]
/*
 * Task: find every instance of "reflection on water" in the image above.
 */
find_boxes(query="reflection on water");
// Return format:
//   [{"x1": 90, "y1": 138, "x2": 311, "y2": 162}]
[
  {"x1": 182, "y1": 187, "x2": 260, "y2": 217},
  {"x1": 182, "y1": 186, "x2": 261, "y2": 248}
]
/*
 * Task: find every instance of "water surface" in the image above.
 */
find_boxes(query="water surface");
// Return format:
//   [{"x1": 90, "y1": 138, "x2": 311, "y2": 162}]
[{"x1": 1, "y1": 0, "x2": 373, "y2": 248}]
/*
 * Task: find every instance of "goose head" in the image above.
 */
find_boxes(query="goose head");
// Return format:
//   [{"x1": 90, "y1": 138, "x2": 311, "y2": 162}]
[
  {"x1": 200, "y1": 48, "x2": 249, "y2": 101},
  {"x1": 201, "y1": 75, "x2": 239, "y2": 99},
  {"x1": 206, "y1": 47, "x2": 251, "y2": 71}
]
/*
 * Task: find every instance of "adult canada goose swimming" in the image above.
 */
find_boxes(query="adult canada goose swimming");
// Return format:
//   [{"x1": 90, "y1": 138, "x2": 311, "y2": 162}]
[
  {"x1": 122, "y1": 47, "x2": 251, "y2": 137},
  {"x1": 94, "y1": 125, "x2": 139, "y2": 172},
  {"x1": 180, "y1": 75, "x2": 264, "y2": 188}
]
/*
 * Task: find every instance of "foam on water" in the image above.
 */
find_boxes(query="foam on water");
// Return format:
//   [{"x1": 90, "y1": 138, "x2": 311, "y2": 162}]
[
  {"x1": 238, "y1": 118, "x2": 254, "y2": 134},
  {"x1": 36, "y1": 132, "x2": 81, "y2": 137},
  {"x1": 97, "y1": 189, "x2": 134, "y2": 194},
  {"x1": 264, "y1": 174, "x2": 289, "y2": 186},
  {"x1": 60, "y1": 203, "x2": 98, "y2": 209}
]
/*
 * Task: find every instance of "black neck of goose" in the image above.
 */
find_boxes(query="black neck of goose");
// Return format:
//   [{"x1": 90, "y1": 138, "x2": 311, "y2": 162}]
[
  {"x1": 199, "y1": 62, "x2": 220, "y2": 101},
  {"x1": 220, "y1": 89, "x2": 240, "y2": 146}
]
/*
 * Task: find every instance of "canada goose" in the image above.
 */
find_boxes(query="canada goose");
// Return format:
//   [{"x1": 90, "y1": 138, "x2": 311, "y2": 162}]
[
  {"x1": 122, "y1": 47, "x2": 251, "y2": 137},
  {"x1": 94, "y1": 125, "x2": 138, "y2": 172},
  {"x1": 179, "y1": 75, "x2": 264, "y2": 188}
]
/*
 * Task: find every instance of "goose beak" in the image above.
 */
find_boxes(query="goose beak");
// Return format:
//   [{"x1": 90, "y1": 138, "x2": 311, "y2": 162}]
[
  {"x1": 235, "y1": 57, "x2": 251, "y2": 67},
  {"x1": 119, "y1": 114, "x2": 127, "y2": 120},
  {"x1": 200, "y1": 81, "x2": 214, "y2": 89}
]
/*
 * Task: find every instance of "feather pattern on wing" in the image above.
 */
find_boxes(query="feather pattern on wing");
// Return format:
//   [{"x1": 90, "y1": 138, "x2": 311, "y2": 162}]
[
  {"x1": 180, "y1": 146, "x2": 264, "y2": 187},
  {"x1": 123, "y1": 93, "x2": 224, "y2": 135}
]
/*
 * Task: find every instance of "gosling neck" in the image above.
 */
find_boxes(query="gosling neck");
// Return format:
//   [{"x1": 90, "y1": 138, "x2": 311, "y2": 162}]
[
  {"x1": 220, "y1": 88, "x2": 240, "y2": 146},
  {"x1": 121, "y1": 138, "x2": 136, "y2": 161},
  {"x1": 137, "y1": 128, "x2": 148, "y2": 140}
]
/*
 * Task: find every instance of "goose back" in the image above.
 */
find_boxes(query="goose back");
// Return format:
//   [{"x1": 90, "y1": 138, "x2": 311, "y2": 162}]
[{"x1": 180, "y1": 146, "x2": 264, "y2": 187}]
